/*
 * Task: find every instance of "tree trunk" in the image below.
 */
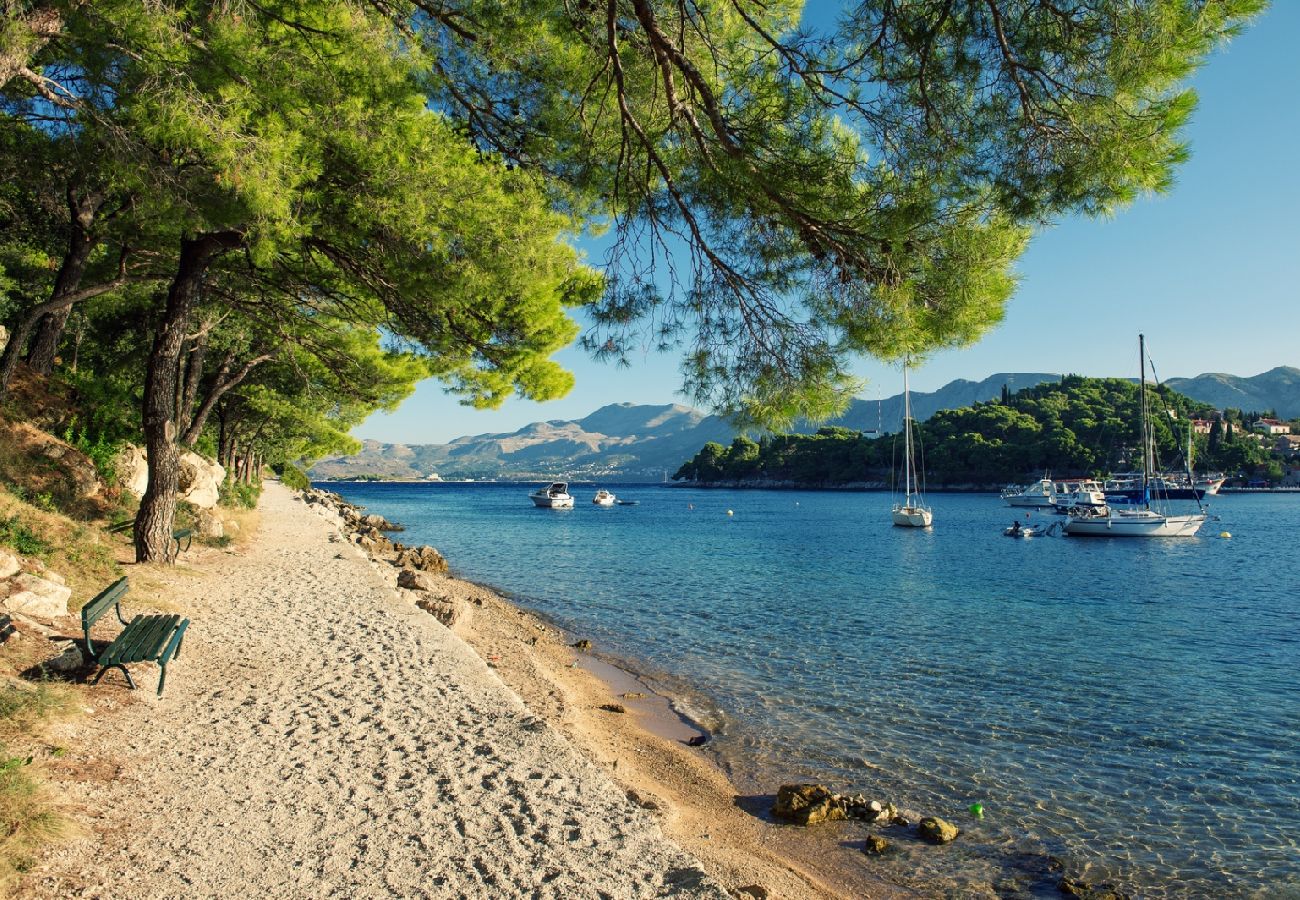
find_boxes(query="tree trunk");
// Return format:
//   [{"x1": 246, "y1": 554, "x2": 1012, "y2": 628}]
[
  {"x1": 182, "y1": 351, "x2": 272, "y2": 447},
  {"x1": 27, "y1": 189, "x2": 103, "y2": 375},
  {"x1": 134, "y1": 232, "x2": 241, "y2": 562}
]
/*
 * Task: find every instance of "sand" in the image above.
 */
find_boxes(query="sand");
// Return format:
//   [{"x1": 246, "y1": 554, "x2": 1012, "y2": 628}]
[{"x1": 23, "y1": 484, "x2": 734, "y2": 898}]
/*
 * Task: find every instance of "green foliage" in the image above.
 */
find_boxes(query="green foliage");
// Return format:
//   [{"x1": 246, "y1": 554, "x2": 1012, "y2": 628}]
[
  {"x1": 675, "y1": 375, "x2": 1291, "y2": 485},
  {"x1": 219, "y1": 479, "x2": 262, "y2": 510},
  {"x1": 61, "y1": 427, "x2": 121, "y2": 486},
  {"x1": 0, "y1": 515, "x2": 52, "y2": 557},
  {"x1": 277, "y1": 463, "x2": 311, "y2": 492}
]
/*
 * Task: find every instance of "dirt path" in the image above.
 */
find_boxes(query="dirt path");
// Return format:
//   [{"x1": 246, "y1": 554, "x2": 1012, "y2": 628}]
[{"x1": 23, "y1": 484, "x2": 727, "y2": 899}]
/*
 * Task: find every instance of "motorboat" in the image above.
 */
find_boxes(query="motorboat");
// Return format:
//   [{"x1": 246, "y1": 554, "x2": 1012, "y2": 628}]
[
  {"x1": 1104, "y1": 472, "x2": 1225, "y2": 503},
  {"x1": 891, "y1": 359, "x2": 933, "y2": 528},
  {"x1": 529, "y1": 482, "x2": 574, "y2": 508},
  {"x1": 1001, "y1": 478, "x2": 1056, "y2": 508},
  {"x1": 592, "y1": 489, "x2": 617, "y2": 506},
  {"x1": 1051, "y1": 479, "x2": 1107, "y2": 512},
  {"x1": 1004, "y1": 522, "x2": 1051, "y2": 538},
  {"x1": 1064, "y1": 336, "x2": 1206, "y2": 538}
]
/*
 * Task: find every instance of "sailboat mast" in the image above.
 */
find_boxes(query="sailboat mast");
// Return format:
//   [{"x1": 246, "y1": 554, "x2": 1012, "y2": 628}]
[
  {"x1": 903, "y1": 360, "x2": 913, "y2": 504},
  {"x1": 1139, "y1": 333, "x2": 1150, "y2": 506}
]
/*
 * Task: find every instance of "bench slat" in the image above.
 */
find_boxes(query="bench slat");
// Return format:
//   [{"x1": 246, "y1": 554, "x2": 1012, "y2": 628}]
[
  {"x1": 100, "y1": 614, "x2": 180, "y2": 666},
  {"x1": 158, "y1": 619, "x2": 189, "y2": 667},
  {"x1": 82, "y1": 577, "x2": 129, "y2": 633}
]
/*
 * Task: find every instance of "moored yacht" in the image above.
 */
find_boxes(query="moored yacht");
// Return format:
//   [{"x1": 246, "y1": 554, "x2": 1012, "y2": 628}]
[
  {"x1": 592, "y1": 489, "x2": 617, "y2": 506},
  {"x1": 529, "y1": 482, "x2": 574, "y2": 508},
  {"x1": 1064, "y1": 336, "x2": 1206, "y2": 538},
  {"x1": 1001, "y1": 478, "x2": 1056, "y2": 508}
]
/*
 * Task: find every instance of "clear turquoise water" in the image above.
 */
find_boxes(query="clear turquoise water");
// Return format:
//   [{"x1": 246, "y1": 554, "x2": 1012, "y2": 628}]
[{"x1": 326, "y1": 482, "x2": 1298, "y2": 897}]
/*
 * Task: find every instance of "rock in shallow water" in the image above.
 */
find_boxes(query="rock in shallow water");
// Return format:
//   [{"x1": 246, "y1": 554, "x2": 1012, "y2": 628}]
[
  {"x1": 771, "y1": 784, "x2": 847, "y2": 826},
  {"x1": 862, "y1": 834, "x2": 892, "y2": 855},
  {"x1": 918, "y1": 816, "x2": 959, "y2": 844}
]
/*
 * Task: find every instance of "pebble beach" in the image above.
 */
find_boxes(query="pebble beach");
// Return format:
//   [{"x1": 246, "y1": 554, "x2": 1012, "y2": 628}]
[{"x1": 20, "y1": 483, "x2": 864, "y2": 899}]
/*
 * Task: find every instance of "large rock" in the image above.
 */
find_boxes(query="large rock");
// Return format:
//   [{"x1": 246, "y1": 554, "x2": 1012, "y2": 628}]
[
  {"x1": 41, "y1": 639, "x2": 84, "y2": 674},
  {"x1": 394, "y1": 545, "x2": 447, "y2": 574},
  {"x1": 5, "y1": 422, "x2": 100, "y2": 499},
  {"x1": 771, "y1": 784, "x2": 846, "y2": 826},
  {"x1": 397, "y1": 568, "x2": 440, "y2": 592},
  {"x1": 918, "y1": 816, "x2": 959, "y2": 844},
  {"x1": 196, "y1": 509, "x2": 224, "y2": 539},
  {"x1": 416, "y1": 595, "x2": 471, "y2": 631},
  {"x1": 0, "y1": 550, "x2": 19, "y2": 580},
  {"x1": 0, "y1": 324, "x2": 7, "y2": 351},
  {"x1": 114, "y1": 444, "x2": 150, "y2": 497},
  {"x1": 178, "y1": 452, "x2": 225, "y2": 509},
  {"x1": 3, "y1": 573, "x2": 72, "y2": 619}
]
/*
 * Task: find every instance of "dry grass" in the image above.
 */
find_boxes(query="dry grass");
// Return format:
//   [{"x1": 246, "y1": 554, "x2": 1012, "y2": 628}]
[
  {"x1": 0, "y1": 680, "x2": 82, "y2": 894},
  {"x1": 0, "y1": 488, "x2": 123, "y2": 614}
]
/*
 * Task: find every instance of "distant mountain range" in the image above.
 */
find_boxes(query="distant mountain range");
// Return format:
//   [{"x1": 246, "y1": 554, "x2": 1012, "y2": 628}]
[{"x1": 310, "y1": 367, "x2": 1299, "y2": 482}]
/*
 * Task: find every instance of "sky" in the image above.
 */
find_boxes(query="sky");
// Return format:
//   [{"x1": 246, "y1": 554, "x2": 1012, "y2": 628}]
[{"x1": 358, "y1": 4, "x2": 1300, "y2": 445}]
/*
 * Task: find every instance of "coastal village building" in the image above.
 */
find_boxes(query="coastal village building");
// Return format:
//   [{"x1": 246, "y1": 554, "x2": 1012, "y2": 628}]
[
  {"x1": 1190, "y1": 418, "x2": 1216, "y2": 434},
  {"x1": 1275, "y1": 434, "x2": 1300, "y2": 458},
  {"x1": 1252, "y1": 418, "x2": 1292, "y2": 435}
]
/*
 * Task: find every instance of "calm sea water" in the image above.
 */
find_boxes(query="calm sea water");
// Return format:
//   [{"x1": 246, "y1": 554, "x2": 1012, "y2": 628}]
[{"x1": 325, "y1": 482, "x2": 1298, "y2": 897}]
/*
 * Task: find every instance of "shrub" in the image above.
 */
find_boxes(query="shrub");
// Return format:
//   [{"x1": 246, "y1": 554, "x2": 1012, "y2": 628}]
[
  {"x1": 278, "y1": 463, "x2": 311, "y2": 491},
  {"x1": 219, "y1": 479, "x2": 262, "y2": 510},
  {"x1": 0, "y1": 515, "x2": 52, "y2": 558}
]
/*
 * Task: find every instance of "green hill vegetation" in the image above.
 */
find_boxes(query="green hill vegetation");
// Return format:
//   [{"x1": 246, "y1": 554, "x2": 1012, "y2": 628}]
[{"x1": 675, "y1": 376, "x2": 1294, "y2": 487}]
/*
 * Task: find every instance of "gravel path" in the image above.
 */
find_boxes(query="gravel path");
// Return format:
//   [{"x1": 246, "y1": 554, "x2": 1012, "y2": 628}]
[{"x1": 26, "y1": 484, "x2": 727, "y2": 899}]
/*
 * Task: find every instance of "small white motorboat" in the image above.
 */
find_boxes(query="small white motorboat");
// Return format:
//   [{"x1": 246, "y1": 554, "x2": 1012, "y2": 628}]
[
  {"x1": 529, "y1": 482, "x2": 574, "y2": 508},
  {"x1": 592, "y1": 489, "x2": 617, "y2": 506}
]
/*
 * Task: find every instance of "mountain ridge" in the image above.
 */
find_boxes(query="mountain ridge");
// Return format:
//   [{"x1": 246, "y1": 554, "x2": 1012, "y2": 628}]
[{"x1": 309, "y1": 367, "x2": 1299, "y2": 481}]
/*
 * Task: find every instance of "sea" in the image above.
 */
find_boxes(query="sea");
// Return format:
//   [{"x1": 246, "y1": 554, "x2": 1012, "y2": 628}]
[{"x1": 322, "y1": 482, "x2": 1298, "y2": 898}]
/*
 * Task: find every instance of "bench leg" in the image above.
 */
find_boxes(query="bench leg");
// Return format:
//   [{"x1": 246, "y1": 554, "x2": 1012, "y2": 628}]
[
  {"x1": 92, "y1": 664, "x2": 136, "y2": 691},
  {"x1": 157, "y1": 663, "x2": 167, "y2": 697}
]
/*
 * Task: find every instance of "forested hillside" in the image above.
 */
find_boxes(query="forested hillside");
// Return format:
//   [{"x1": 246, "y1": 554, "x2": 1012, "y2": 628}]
[{"x1": 675, "y1": 376, "x2": 1293, "y2": 486}]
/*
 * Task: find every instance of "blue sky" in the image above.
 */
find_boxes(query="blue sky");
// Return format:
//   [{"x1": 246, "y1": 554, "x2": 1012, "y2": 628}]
[{"x1": 359, "y1": 4, "x2": 1299, "y2": 445}]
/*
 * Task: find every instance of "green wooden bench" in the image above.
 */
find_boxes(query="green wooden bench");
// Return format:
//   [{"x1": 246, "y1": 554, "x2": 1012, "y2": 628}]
[
  {"x1": 170, "y1": 528, "x2": 193, "y2": 562},
  {"x1": 81, "y1": 576, "x2": 189, "y2": 696},
  {"x1": 106, "y1": 521, "x2": 193, "y2": 562}
]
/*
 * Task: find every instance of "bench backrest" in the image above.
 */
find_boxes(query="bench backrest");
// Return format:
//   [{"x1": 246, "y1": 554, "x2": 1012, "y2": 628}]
[{"x1": 82, "y1": 577, "x2": 129, "y2": 649}]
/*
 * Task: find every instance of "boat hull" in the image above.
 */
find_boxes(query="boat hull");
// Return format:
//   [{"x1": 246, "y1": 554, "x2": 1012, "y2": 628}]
[
  {"x1": 892, "y1": 505, "x2": 933, "y2": 528},
  {"x1": 530, "y1": 495, "x2": 573, "y2": 508},
  {"x1": 1063, "y1": 511, "x2": 1205, "y2": 537}
]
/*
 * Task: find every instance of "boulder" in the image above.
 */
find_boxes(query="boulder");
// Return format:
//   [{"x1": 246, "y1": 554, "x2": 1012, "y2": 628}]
[
  {"x1": 0, "y1": 324, "x2": 7, "y2": 351},
  {"x1": 41, "y1": 640, "x2": 84, "y2": 674},
  {"x1": 0, "y1": 550, "x2": 19, "y2": 580},
  {"x1": 397, "y1": 568, "x2": 440, "y2": 592},
  {"x1": 918, "y1": 816, "x2": 959, "y2": 844},
  {"x1": 394, "y1": 545, "x2": 447, "y2": 574},
  {"x1": 416, "y1": 595, "x2": 471, "y2": 631},
  {"x1": 862, "y1": 834, "x2": 892, "y2": 855},
  {"x1": 196, "y1": 509, "x2": 224, "y2": 539},
  {"x1": 7, "y1": 423, "x2": 100, "y2": 499},
  {"x1": 115, "y1": 444, "x2": 150, "y2": 497},
  {"x1": 4, "y1": 573, "x2": 72, "y2": 620},
  {"x1": 178, "y1": 452, "x2": 225, "y2": 509},
  {"x1": 771, "y1": 784, "x2": 846, "y2": 826}
]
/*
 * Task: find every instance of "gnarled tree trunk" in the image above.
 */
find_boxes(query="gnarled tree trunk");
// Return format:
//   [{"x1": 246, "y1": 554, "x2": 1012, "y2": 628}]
[
  {"x1": 134, "y1": 231, "x2": 242, "y2": 562},
  {"x1": 27, "y1": 189, "x2": 104, "y2": 375}
]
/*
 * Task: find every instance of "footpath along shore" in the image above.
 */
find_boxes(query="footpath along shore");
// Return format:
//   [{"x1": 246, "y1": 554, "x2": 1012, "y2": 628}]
[{"x1": 21, "y1": 483, "x2": 883, "y2": 899}]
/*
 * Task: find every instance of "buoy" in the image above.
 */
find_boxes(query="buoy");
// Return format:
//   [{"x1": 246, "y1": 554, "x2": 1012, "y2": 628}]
[
  {"x1": 1219, "y1": 531, "x2": 1231, "y2": 539},
  {"x1": 726, "y1": 509, "x2": 734, "y2": 516},
  {"x1": 688, "y1": 503, "x2": 694, "y2": 510},
  {"x1": 968, "y1": 802, "x2": 984, "y2": 819}
]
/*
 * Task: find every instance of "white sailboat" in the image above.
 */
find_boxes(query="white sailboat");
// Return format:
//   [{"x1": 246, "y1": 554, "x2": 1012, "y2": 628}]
[
  {"x1": 892, "y1": 360, "x2": 933, "y2": 528},
  {"x1": 1063, "y1": 335, "x2": 1206, "y2": 538}
]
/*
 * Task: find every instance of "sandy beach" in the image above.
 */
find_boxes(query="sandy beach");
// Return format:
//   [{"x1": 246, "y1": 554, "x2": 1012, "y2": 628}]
[{"x1": 20, "y1": 483, "x2": 892, "y2": 898}]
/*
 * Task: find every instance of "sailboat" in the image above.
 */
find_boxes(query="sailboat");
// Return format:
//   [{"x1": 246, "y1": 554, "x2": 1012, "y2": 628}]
[
  {"x1": 892, "y1": 359, "x2": 933, "y2": 528},
  {"x1": 1063, "y1": 335, "x2": 1206, "y2": 537}
]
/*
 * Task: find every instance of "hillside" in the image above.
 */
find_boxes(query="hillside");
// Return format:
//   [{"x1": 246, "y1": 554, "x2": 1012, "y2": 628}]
[
  {"x1": 314, "y1": 367, "x2": 1297, "y2": 481},
  {"x1": 1166, "y1": 366, "x2": 1300, "y2": 418},
  {"x1": 310, "y1": 403, "x2": 737, "y2": 481}
]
